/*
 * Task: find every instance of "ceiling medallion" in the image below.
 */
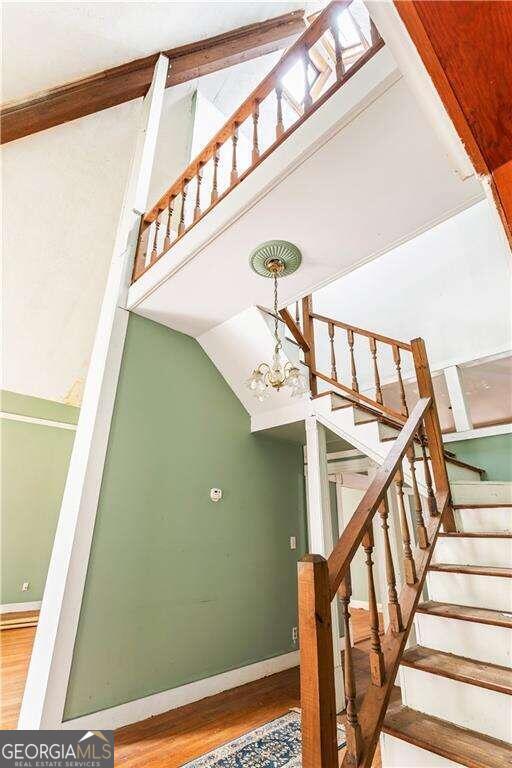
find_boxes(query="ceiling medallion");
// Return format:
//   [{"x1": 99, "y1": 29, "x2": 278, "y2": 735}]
[{"x1": 246, "y1": 241, "x2": 307, "y2": 402}]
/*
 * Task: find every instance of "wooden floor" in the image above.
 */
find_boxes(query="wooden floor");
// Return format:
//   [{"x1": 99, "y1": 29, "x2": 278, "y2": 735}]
[{"x1": 1, "y1": 609, "x2": 387, "y2": 766}]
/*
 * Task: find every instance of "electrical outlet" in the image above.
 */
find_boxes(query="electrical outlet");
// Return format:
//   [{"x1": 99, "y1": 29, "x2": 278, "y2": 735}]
[
  {"x1": 292, "y1": 626, "x2": 298, "y2": 644},
  {"x1": 290, "y1": 536, "x2": 297, "y2": 550},
  {"x1": 22, "y1": 582, "x2": 30, "y2": 592}
]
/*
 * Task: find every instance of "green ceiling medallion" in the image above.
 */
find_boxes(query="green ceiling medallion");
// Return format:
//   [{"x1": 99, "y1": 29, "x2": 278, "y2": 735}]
[{"x1": 249, "y1": 240, "x2": 302, "y2": 278}]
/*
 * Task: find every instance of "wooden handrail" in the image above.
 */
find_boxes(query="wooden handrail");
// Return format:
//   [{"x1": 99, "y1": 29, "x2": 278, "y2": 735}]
[
  {"x1": 131, "y1": 2, "x2": 384, "y2": 281},
  {"x1": 309, "y1": 312, "x2": 412, "y2": 352},
  {"x1": 279, "y1": 308, "x2": 310, "y2": 352},
  {"x1": 327, "y1": 397, "x2": 430, "y2": 597},
  {"x1": 299, "y1": 332, "x2": 453, "y2": 768}
]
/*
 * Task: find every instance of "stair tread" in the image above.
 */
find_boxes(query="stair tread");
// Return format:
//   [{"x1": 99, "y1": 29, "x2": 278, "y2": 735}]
[
  {"x1": 417, "y1": 600, "x2": 512, "y2": 628},
  {"x1": 429, "y1": 563, "x2": 512, "y2": 577},
  {"x1": 453, "y1": 503, "x2": 512, "y2": 509},
  {"x1": 383, "y1": 705, "x2": 512, "y2": 768},
  {"x1": 438, "y1": 531, "x2": 512, "y2": 538},
  {"x1": 401, "y1": 645, "x2": 512, "y2": 694}
]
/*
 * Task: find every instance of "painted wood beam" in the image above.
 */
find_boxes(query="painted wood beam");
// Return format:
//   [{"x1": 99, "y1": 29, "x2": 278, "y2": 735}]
[{"x1": 0, "y1": 10, "x2": 306, "y2": 145}]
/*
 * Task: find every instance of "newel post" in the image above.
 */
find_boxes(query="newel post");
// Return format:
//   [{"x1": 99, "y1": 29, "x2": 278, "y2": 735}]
[
  {"x1": 302, "y1": 294, "x2": 317, "y2": 395},
  {"x1": 411, "y1": 338, "x2": 456, "y2": 531},
  {"x1": 298, "y1": 555, "x2": 338, "y2": 768}
]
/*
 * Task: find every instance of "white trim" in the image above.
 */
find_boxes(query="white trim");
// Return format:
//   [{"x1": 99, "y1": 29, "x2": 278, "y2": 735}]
[
  {"x1": 61, "y1": 651, "x2": 299, "y2": 731},
  {"x1": 18, "y1": 55, "x2": 169, "y2": 731},
  {"x1": 1, "y1": 601, "x2": 42, "y2": 613},
  {"x1": 0, "y1": 412, "x2": 76, "y2": 431},
  {"x1": 443, "y1": 423, "x2": 512, "y2": 443}
]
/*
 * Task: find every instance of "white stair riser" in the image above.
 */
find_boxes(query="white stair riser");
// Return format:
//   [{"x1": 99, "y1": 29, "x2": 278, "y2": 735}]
[
  {"x1": 433, "y1": 537, "x2": 512, "y2": 568},
  {"x1": 427, "y1": 571, "x2": 512, "y2": 612},
  {"x1": 451, "y1": 482, "x2": 512, "y2": 506},
  {"x1": 380, "y1": 733, "x2": 464, "y2": 768},
  {"x1": 400, "y1": 665, "x2": 511, "y2": 742},
  {"x1": 454, "y1": 507, "x2": 511, "y2": 533},
  {"x1": 415, "y1": 613, "x2": 511, "y2": 667}
]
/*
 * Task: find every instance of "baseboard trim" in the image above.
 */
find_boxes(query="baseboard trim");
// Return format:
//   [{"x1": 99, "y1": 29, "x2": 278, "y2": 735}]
[
  {"x1": 62, "y1": 650, "x2": 300, "y2": 731},
  {"x1": 1, "y1": 601, "x2": 42, "y2": 613}
]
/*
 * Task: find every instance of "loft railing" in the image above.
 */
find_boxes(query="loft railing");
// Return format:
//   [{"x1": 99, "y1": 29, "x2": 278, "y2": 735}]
[
  {"x1": 282, "y1": 299, "x2": 455, "y2": 767},
  {"x1": 131, "y1": 0, "x2": 383, "y2": 282}
]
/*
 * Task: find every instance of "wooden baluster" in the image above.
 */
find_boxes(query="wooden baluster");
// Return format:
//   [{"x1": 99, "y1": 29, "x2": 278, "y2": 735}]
[
  {"x1": 295, "y1": 300, "x2": 300, "y2": 327},
  {"x1": 275, "y1": 84, "x2": 284, "y2": 139},
  {"x1": 407, "y1": 446, "x2": 429, "y2": 549},
  {"x1": 163, "y1": 195, "x2": 175, "y2": 250},
  {"x1": 347, "y1": 329, "x2": 359, "y2": 392},
  {"x1": 298, "y1": 555, "x2": 338, "y2": 768},
  {"x1": 330, "y1": 20, "x2": 345, "y2": 81},
  {"x1": 394, "y1": 467, "x2": 417, "y2": 585},
  {"x1": 252, "y1": 100, "x2": 260, "y2": 163},
  {"x1": 393, "y1": 345, "x2": 409, "y2": 417},
  {"x1": 378, "y1": 497, "x2": 403, "y2": 633},
  {"x1": 339, "y1": 570, "x2": 363, "y2": 764},
  {"x1": 193, "y1": 165, "x2": 203, "y2": 222},
  {"x1": 362, "y1": 525, "x2": 385, "y2": 686},
  {"x1": 369, "y1": 336, "x2": 383, "y2": 404},
  {"x1": 419, "y1": 424, "x2": 438, "y2": 516},
  {"x1": 230, "y1": 124, "x2": 239, "y2": 186},
  {"x1": 151, "y1": 213, "x2": 161, "y2": 262},
  {"x1": 328, "y1": 322, "x2": 337, "y2": 380},
  {"x1": 303, "y1": 47, "x2": 313, "y2": 110},
  {"x1": 178, "y1": 179, "x2": 188, "y2": 236},
  {"x1": 302, "y1": 294, "x2": 317, "y2": 396},
  {"x1": 211, "y1": 145, "x2": 220, "y2": 205}
]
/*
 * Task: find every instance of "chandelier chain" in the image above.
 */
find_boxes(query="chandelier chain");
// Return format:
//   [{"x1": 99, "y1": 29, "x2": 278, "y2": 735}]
[{"x1": 273, "y1": 273, "x2": 282, "y2": 352}]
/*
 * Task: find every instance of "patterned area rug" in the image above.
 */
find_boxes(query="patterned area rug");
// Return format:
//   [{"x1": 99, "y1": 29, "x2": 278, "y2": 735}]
[{"x1": 181, "y1": 710, "x2": 346, "y2": 767}]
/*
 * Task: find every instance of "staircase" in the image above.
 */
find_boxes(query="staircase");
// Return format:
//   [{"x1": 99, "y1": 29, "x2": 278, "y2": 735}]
[{"x1": 271, "y1": 300, "x2": 512, "y2": 768}]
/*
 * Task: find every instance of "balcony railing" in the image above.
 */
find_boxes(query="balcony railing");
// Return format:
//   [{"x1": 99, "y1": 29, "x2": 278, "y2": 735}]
[{"x1": 131, "y1": 0, "x2": 383, "y2": 282}]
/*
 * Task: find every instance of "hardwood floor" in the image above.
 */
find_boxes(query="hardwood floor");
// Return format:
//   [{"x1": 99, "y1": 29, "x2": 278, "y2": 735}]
[{"x1": 1, "y1": 609, "x2": 388, "y2": 766}]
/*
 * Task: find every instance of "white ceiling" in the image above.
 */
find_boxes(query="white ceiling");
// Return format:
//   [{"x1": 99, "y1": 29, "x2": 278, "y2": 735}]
[{"x1": 1, "y1": 1, "x2": 319, "y2": 104}]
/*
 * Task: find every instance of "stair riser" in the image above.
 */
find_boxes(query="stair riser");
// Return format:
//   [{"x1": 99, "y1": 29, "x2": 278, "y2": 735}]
[
  {"x1": 415, "y1": 613, "x2": 511, "y2": 667},
  {"x1": 380, "y1": 733, "x2": 464, "y2": 768},
  {"x1": 427, "y1": 572, "x2": 512, "y2": 612},
  {"x1": 454, "y1": 508, "x2": 511, "y2": 533},
  {"x1": 400, "y1": 666, "x2": 512, "y2": 742},
  {"x1": 433, "y1": 537, "x2": 512, "y2": 568},
  {"x1": 451, "y1": 483, "x2": 512, "y2": 506}
]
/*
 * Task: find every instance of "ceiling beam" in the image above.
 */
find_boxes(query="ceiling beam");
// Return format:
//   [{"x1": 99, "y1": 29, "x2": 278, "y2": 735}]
[{"x1": 0, "y1": 10, "x2": 306, "y2": 145}]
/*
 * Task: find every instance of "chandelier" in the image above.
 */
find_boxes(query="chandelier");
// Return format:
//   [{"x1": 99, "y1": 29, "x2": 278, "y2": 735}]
[{"x1": 246, "y1": 241, "x2": 308, "y2": 402}]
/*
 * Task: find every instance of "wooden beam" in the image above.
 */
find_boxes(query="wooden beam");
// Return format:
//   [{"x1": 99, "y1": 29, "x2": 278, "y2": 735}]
[{"x1": 0, "y1": 10, "x2": 306, "y2": 144}]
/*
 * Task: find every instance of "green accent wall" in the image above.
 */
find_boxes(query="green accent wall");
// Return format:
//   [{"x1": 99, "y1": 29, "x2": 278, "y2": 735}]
[
  {"x1": 1, "y1": 391, "x2": 78, "y2": 604},
  {"x1": 448, "y1": 433, "x2": 512, "y2": 481},
  {"x1": 64, "y1": 314, "x2": 305, "y2": 719}
]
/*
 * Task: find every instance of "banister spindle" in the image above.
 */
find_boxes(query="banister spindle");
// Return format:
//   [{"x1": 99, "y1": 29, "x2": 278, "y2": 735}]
[
  {"x1": 362, "y1": 526, "x2": 385, "y2": 686},
  {"x1": 347, "y1": 329, "x2": 359, "y2": 392},
  {"x1": 378, "y1": 497, "x2": 403, "y2": 633},
  {"x1": 303, "y1": 47, "x2": 313, "y2": 110},
  {"x1": 419, "y1": 425, "x2": 438, "y2": 515},
  {"x1": 178, "y1": 179, "x2": 188, "y2": 236},
  {"x1": 393, "y1": 346, "x2": 409, "y2": 417},
  {"x1": 133, "y1": 222, "x2": 150, "y2": 279},
  {"x1": 151, "y1": 213, "x2": 161, "y2": 262},
  {"x1": 295, "y1": 300, "x2": 300, "y2": 327},
  {"x1": 407, "y1": 446, "x2": 429, "y2": 549},
  {"x1": 328, "y1": 322, "x2": 337, "y2": 380},
  {"x1": 394, "y1": 467, "x2": 417, "y2": 585},
  {"x1": 275, "y1": 84, "x2": 284, "y2": 139},
  {"x1": 193, "y1": 164, "x2": 203, "y2": 222},
  {"x1": 339, "y1": 571, "x2": 363, "y2": 764},
  {"x1": 369, "y1": 337, "x2": 383, "y2": 404},
  {"x1": 330, "y1": 19, "x2": 345, "y2": 81},
  {"x1": 252, "y1": 100, "x2": 260, "y2": 163},
  {"x1": 163, "y1": 195, "x2": 175, "y2": 250},
  {"x1": 211, "y1": 145, "x2": 220, "y2": 205},
  {"x1": 231, "y1": 124, "x2": 239, "y2": 186}
]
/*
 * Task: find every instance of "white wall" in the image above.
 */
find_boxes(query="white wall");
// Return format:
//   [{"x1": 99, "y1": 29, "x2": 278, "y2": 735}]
[
  {"x1": 312, "y1": 200, "x2": 511, "y2": 388},
  {"x1": 1, "y1": 88, "x2": 195, "y2": 404}
]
